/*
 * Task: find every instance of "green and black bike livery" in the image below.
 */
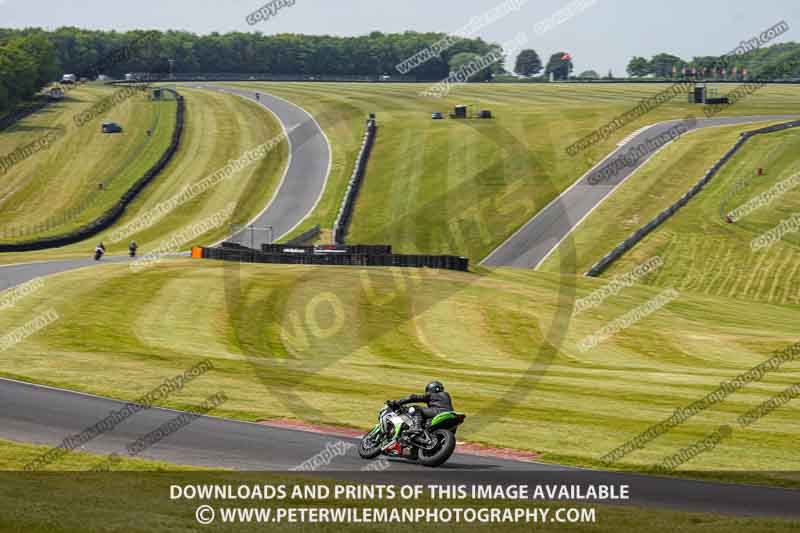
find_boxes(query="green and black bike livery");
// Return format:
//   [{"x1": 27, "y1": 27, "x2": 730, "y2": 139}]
[{"x1": 358, "y1": 402, "x2": 466, "y2": 467}]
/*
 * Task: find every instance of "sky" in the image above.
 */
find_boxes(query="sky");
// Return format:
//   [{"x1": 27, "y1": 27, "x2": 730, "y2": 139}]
[{"x1": 0, "y1": 0, "x2": 797, "y2": 75}]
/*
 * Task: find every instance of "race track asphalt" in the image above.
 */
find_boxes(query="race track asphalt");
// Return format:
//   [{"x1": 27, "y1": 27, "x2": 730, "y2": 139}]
[
  {"x1": 1, "y1": 377, "x2": 798, "y2": 518},
  {"x1": 481, "y1": 115, "x2": 799, "y2": 269},
  {"x1": 1, "y1": 95, "x2": 798, "y2": 518},
  {"x1": 193, "y1": 85, "x2": 331, "y2": 246}
]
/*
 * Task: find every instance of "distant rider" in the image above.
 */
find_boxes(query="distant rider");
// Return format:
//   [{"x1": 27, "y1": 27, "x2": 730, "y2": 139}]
[
  {"x1": 388, "y1": 381, "x2": 453, "y2": 437},
  {"x1": 129, "y1": 241, "x2": 138, "y2": 257}
]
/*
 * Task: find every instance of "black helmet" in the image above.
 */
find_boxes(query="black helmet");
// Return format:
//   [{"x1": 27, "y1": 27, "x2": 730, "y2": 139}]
[{"x1": 425, "y1": 380, "x2": 444, "y2": 394}]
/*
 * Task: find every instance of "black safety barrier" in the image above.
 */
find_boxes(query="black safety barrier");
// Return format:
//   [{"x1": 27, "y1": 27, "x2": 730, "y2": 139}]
[
  {"x1": 0, "y1": 98, "x2": 50, "y2": 132},
  {"x1": 332, "y1": 117, "x2": 377, "y2": 244},
  {"x1": 285, "y1": 224, "x2": 321, "y2": 245},
  {"x1": 0, "y1": 91, "x2": 185, "y2": 252},
  {"x1": 202, "y1": 246, "x2": 468, "y2": 272},
  {"x1": 586, "y1": 119, "x2": 800, "y2": 277}
]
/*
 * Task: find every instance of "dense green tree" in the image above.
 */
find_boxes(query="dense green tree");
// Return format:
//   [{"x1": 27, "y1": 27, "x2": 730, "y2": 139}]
[
  {"x1": 626, "y1": 56, "x2": 649, "y2": 77},
  {"x1": 447, "y1": 52, "x2": 491, "y2": 81},
  {"x1": 577, "y1": 70, "x2": 599, "y2": 78},
  {"x1": 449, "y1": 52, "x2": 480, "y2": 72},
  {"x1": 649, "y1": 53, "x2": 685, "y2": 77},
  {"x1": 0, "y1": 33, "x2": 58, "y2": 114},
  {"x1": 514, "y1": 49, "x2": 542, "y2": 76},
  {"x1": 545, "y1": 51, "x2": 573, "y2": 80}
]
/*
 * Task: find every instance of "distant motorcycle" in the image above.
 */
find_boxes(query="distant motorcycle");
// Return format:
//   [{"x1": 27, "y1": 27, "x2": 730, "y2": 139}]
[
  {"x1": 94, "y1": 247, "x2": 104, "y2": 261},
  {"x1": 358, "y1": 402, "x2": 465, "y2": 467},
  {"x1": 129, "y1": 242, "x2": 138, "y2": 258}
]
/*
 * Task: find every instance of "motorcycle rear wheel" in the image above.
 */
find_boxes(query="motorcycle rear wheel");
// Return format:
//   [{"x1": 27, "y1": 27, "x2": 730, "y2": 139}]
[{"x1": 418, "y1": 429, "x2": 456, "y2": 467}]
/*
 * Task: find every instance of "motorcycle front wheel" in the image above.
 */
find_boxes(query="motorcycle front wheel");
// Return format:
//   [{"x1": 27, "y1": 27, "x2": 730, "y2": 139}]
[
  {"x1": 418, "y1": 429, "x2": 456, "y2": 467},
  {"x1": 358, "y1": 430, "x2": 383, "y2": 459}
]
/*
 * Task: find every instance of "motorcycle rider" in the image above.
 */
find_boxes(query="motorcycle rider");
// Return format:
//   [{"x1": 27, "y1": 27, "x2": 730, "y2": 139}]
[
  {"x1": 388, "y1": 380, "x2": 453, "y2": 438},
  {"x1": 94, "y1": 242, "x2": 106, "y2": 259},
  {"x1": 129, "y1": 241, "x2": 138, "y2": 257}
]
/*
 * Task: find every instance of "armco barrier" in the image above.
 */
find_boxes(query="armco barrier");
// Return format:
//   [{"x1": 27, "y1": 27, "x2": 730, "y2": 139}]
[
  {"x1": 201, "y1": 246, "x2": 468, "y2": 272},
  {"x1": 0, "y1": 90, "x2": 185, "y2": 252},
  {"x1": 586, "y1": 119, "x2": 800, "y2": 277},
  {"x1": 333, "y1": 117, "x2": 377, "y2": 244},
  {"x1": 286, "y1": 224, "x2": 321, "y2": 245}
]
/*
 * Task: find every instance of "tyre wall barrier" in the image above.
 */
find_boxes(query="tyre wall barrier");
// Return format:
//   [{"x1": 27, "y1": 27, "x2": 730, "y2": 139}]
[
  {"x1": 0, "y1": 98, "x2": 50, "y2": 133},
  {"x1": 201, "y1": 246, "x2": 468, "y2": 272},
  {"x1": 286, "y1": 224, "x2": 321, "y2": 245},
  {"x1": 333, "y1": 117, "x2": 377, "y2": 244},
  {"x1": 0, "y1": 91, "x2": 185, "y2": 252},
  {"x1": 585, "y1": 119, "x2": 800, "y2": 277}
]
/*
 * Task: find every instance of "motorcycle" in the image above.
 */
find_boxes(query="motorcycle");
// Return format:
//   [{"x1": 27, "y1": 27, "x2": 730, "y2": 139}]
[
  {"x1": 94, "y1": 248, "x2": 105, "y2": 261},
  {"x1": 358, "y1": 402, "x2": 465, "y2": 467}
]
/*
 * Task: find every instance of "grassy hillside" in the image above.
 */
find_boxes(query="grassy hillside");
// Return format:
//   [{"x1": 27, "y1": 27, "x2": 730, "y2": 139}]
[
  {"x1": 0, "y1": 84, "x2": 176, "y2": 241},
  {"x1": 606, "y1": 127, "x2": 800, "y2": 304},
  {"x1": 547, "y1": 123, "x2": 800, "y2": 304},
  {"x1": 0, "y1": 86, "x2": 288, "y2": 262},
  {"x1": 228, "y1": 82, "x2": 800, "y2": 262},
  {"x1": 1, "y1": 259, "x2": 798, "y2": 483}
]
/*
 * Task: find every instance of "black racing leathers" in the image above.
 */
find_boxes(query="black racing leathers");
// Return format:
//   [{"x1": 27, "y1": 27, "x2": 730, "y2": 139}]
[{"x1": 394, "y1": 391, "x2": 454, "y2": 421}]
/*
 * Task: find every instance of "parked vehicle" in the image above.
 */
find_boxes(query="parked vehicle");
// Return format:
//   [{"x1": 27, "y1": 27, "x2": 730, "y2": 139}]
[
  {"x1": 102, "y1": 122, "x2": 123, "y2": 133},
  {"x1": 431, "y1": 112, "x2": 443, "y2": 120}
]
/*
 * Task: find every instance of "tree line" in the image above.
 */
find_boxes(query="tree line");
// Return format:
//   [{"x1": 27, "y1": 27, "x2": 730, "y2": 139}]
[
  {"x1": 0, "y1": 27, "x2": 503, "y2": 86},
  {"x1": 626, "y1": 44, "x2": 800, "y2": 79},
  {"x1": 513, "y1": 43, "x2": 800, "y2": 81},
  {"x1": 0, "y1": 32, "x2": 58, "y2": 115}
]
